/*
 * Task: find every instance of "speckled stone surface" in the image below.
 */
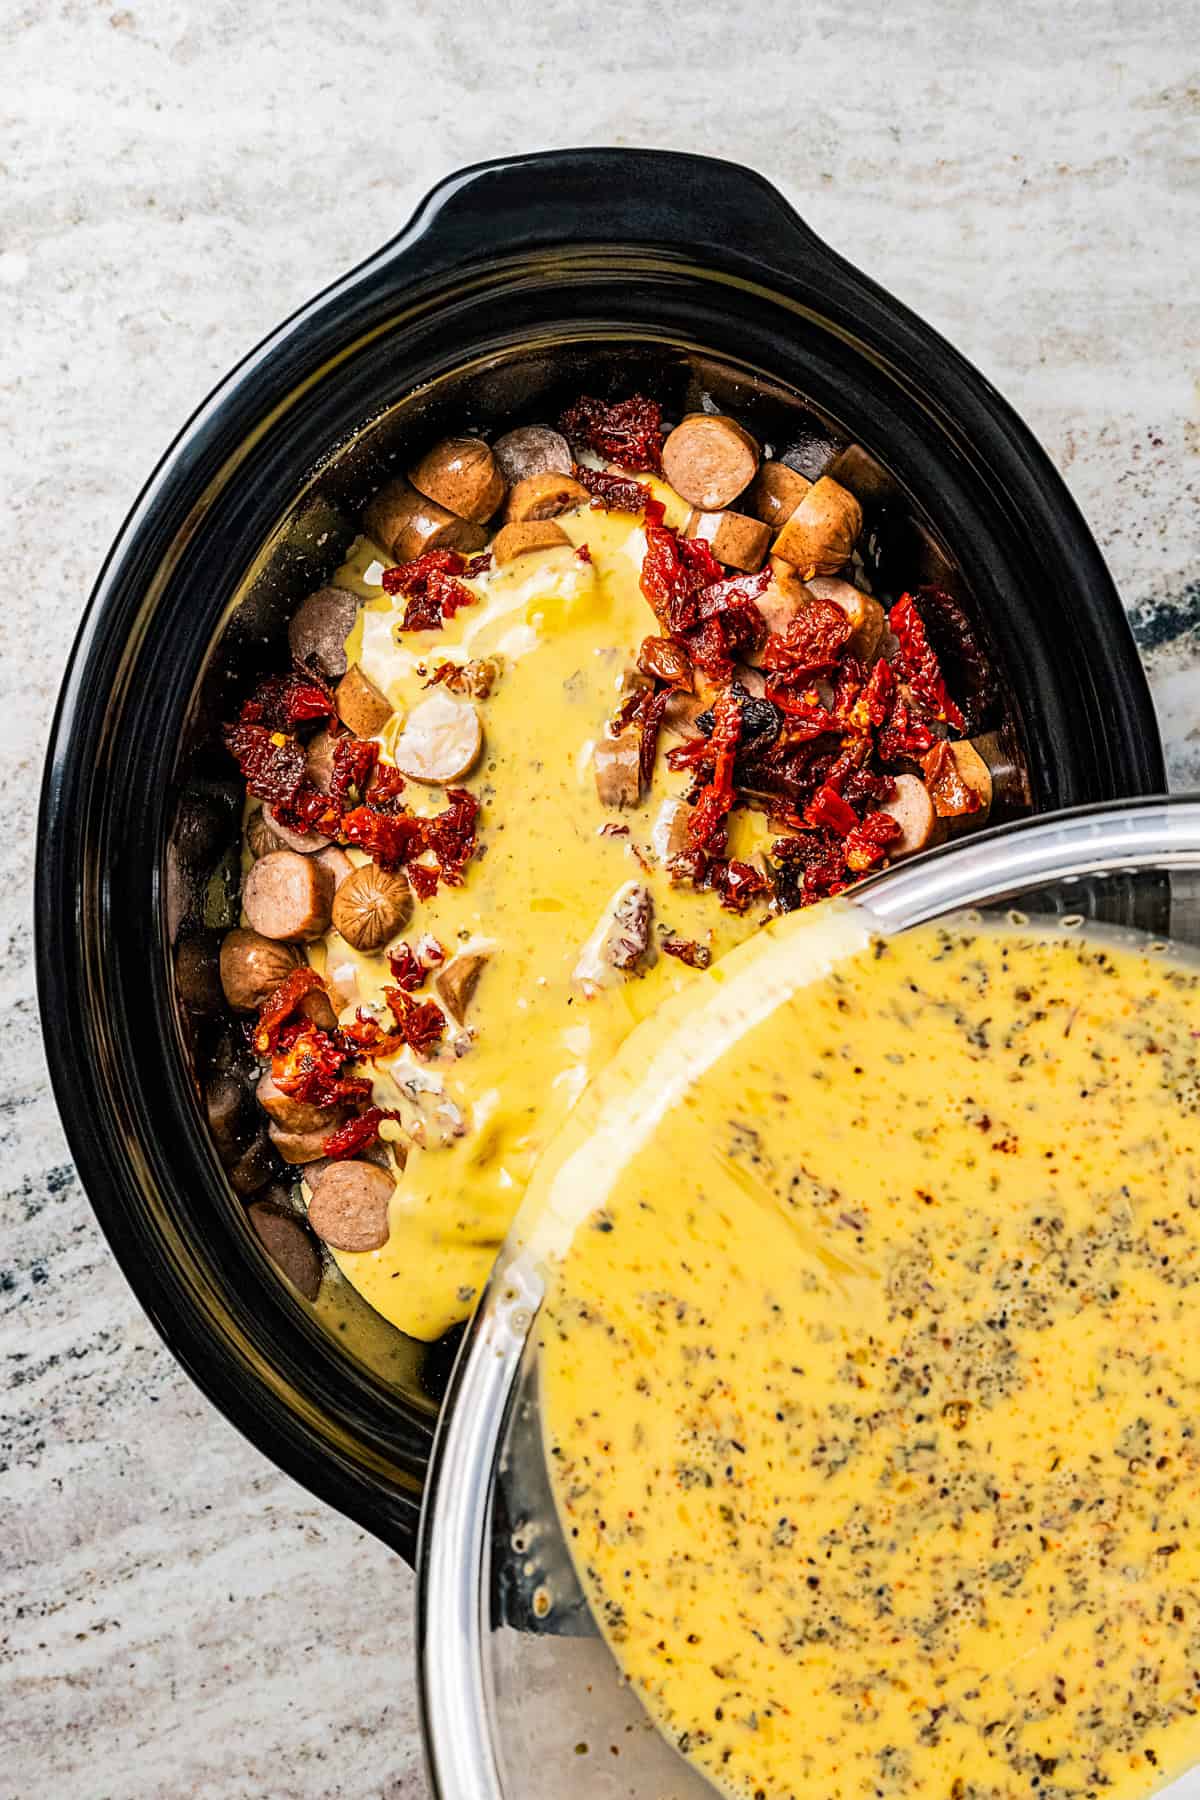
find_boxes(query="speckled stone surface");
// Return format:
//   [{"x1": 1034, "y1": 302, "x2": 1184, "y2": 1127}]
[{"x1": 2, "y1": 2, "x2": 1197, "y2": 1795}]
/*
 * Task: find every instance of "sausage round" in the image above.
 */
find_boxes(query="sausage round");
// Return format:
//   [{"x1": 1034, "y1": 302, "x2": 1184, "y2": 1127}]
[
  {"x1": 391, "y1": 689, "x2": 482, "y2": 785},
  {"x1": 306, "y1": 1160, "x2": 395, "y2": 1252},
  {"x1": 879, "y1": 773, "x2": 943, "y2": 858},
  {"x1": 771, "y1": 476, "x2": 863, "y2": 579},
  {"x1": 745, "y1": 461, "x2": 812, "y2": 531},
  {"x1": 409, "y1": 437, "x2": 506, "y2": 523},
  {"x1": 335, "y1": 665, "x2": 393, "y2": 737},
  {"x1": 503, "y1": 472, "x2": 591, "y2": 522},
  {"x1": 219, "y1": 928, "x2": 303, "y2": 1010},
  {"x1": 491, "y1": 425, "x2": 573, "y2": 485},
  {"x1": 684, "y1": 508, "x2": 771, "y2": 573},
  {"x1": 269, "y1": 1120, "x2": 338, "y2": 1165},
  {"x1": 255, "y1": 1072, "x2": 345, "y2": 1135},
  {"x1": 242, "y1": 851, "x2": 334, "y2": 943},
  {"x1": 364, "y1": 477, "x2": 488, "y2": 563},
  {"x1": 805, "y1": 576, "x2": 886, "y2": 662},
  {"x1": 247, "y1": 1201, "x2": 322, "y2": 1301},
  {"x1": 661, "y1": 414, "x2": 760, "y2": 511},
  {"x1": 287, "y1": 586, "x2": 358, "y2": 681},
  {"x1": 262, "y1": 806, "x2": 331, "y2": 853},
  {"x1": 594, "y1": 729, "x2": 642, "y2": 808},
  {"x1": 491, "y1": 519, "x2": 573, "y2": 564}
]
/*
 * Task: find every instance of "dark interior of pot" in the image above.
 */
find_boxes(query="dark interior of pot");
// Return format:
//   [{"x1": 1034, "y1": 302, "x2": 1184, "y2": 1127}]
[{"x1": 166, "y1": 336, "x2": 1040, "y2": 1420}]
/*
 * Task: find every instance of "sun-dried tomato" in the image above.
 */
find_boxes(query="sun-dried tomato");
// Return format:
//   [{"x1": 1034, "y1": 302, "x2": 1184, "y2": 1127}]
[
  {"x1": 339, "y1": 1010, "x2": 406, "y2": 1061},
  {"x1": 330, "y1": 735, "x2": 379, "y2": 804},
  {"x1": 660, "y1": 935, "x2": 713, "y2": 969},
  {"x1": 322, "y1": 1106, "x2": 400, "y2": 1161},
  {"x1": 559, "y1": 394, "x2": 664, "y2": 473},
  {"x1": 383, "y1": 551, "x2": 476, "y2": 632},
  {"x1": 637, "y1": 635, "x2": 693, "y2": 688},
  {"x1": 573, "y1": 465, "x2": 656, "y2": 515},
  {"x1": 761, "y1": 685, "x2": 836, "y2": 738},
  {"x1": 407, "y1": 863, "x2": 439, "y2": 901},
  {"x1": 711, "y1": 858, "x2": 770, "y2": 913},
  {"x1": 914, "y1": 585, "x2": 997, "y2": 733},
  {"x1": 862, "y1": 657, "x2": 895, "y2": 728},
  {"x1": 385, "y1": 986, "x2": 445, "y2": 1055},
  {"x1": 889, "y1": 594, "x2": 965, "y2": 731},
  {"x1": 877, "y1": 697, "x2": 937, "y2": 763},
  {"x1": 239, "y1": 671, "x2": 337, "y2": 733},
  {"x1": 367, "y1": 763, "x2": 407, "y2": 815},
  {"x1": 422, "y1": 787, "x2": 479, "y2": 886},
  {"x1": 386, "y1": 942, "x2": 427, "y2": 991},
  {"x1": 805, "y1": 783, "x2": 859, "y2": 837},
  {"x1": 923, "y1": 740, "x2": 983, "y2": 818},
  {"x1": 464, "y1": 552, "x2": 493, "y2": 579},
  {"x1": 634, "y1": 686, "x2": 671, "y2": 789},
  {"x1": 252, "y1": 966, "x2": 328, "y2": 1055},
  {"x1": 576, "y1": 543, "x2": 592, "y2": 564},
  {"x1": 772, "y1": 830, "x2": 850, "y2": 908},
  {"x1": 688, "y1": 689, "x2": 742, "y2": 848},
  {"x1": 640, "y1": 521, "x2": 726, "y2": 634},
  {"x1": 340, "y1": 804, "x2": 424, "y2": 871},
  {"x1": 844, "y1": 810, "x2": 902, "y2": 874},
  {"x1": 760, "y1": 597, "x2": 853, "y2": 681},
  {"x1": 224, "y1": 722, "x2": 310, "y2": 813},
  {"x1": 271, "y1": 1022, "x2": 373, "y2": 1109}
]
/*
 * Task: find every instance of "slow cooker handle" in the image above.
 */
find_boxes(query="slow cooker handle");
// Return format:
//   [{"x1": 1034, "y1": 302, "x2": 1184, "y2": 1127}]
[{"x1": 376, "y1": 148, "x2": 836, "y2": 289}]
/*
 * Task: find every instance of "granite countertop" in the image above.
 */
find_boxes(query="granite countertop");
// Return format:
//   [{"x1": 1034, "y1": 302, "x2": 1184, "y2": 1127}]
[{"x1": 2, "y1": 3, "x2": 1197, "y2": 1796}]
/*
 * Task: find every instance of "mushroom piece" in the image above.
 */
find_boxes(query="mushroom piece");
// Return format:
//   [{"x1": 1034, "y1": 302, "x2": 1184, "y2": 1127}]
[
  {"x1": 306, "y1": 1161, "x2": 395, "y2": 1253},
  {"x1": 287, "y1": 586, "x2": 359, "y2": 682},
  {"x1": 331, "y1": 863, "x2": 413, "y2": 953},
  {"x1": 771, "y1": 476, "x2": 863, "y2": 579},
  {"x1": 218, "y1": 928, "x2": 303, "y2": 1010},
  {"x1": 247, "y1": 1201, "x2": 323, "y2": 1301},
  {"x1": 205, "y1": 1070, "x2": 252, "y2": 1162},
  {"x1": 174, "y1": 932, "x2": 224, "y2": 1013},
  {"x1": 335, "y1": 665, "x2": 393, "y2": 737},
  {"x1": 246, "y1": 807, "x2": 287, "y2": 859},
  {"x1": 490, "y1": 425, "x2": 573, "y2": 485},
  {"x1": 435, "y1": 949, "x2": 490, "y2": 1023},
  {"x1": 593, "y1": 729, "x2": 642, "y2": 808},
  {"x1": 226, "y1": 1132, "x2": 276, "y2": 1196},
  {"x1": 391, "y1": 688, "x2": 483, "y2": 785},
  {"x1": 305, "y1": 728, "x2": 338, "y2": 794}
]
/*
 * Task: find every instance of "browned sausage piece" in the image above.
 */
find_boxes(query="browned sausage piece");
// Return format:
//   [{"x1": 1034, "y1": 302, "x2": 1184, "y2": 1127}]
[
  {"x1": 391, "y1": 689, "x2": 482, "y2": 784},
  {"x1": 435, "y1": 950, "x2": 490, "y2": 1024},
  {"x1": 491, "y1": 425, "x2": 573, "y2": 485},
  {"x1": 307, "y1": 1160, "x2": 395, "y2": 1252},
  {"x1": 269, "y1": 1120, "x2": 338, "y2": 1165},
  {"x1": 287, "y1": 586, "x2": 358, "y2": 682},
  {"x1": 771, "y1": 476, "x2": 863, "y2": 579},
  {"x1": 662, "y1": 688, "x2": 710, "y2": 739},
  {"x1": 805, "y1": 576, "x2": 886, "y2": 662},
  {"x1": 745, "y1": 461, "x2": 812, "y2": 530},
  {"x1": 650, "y1": 796, "x2": 696, "y2": 861},
  {"x1": 262, "y1": 805, "x2": 330, "y2": 853},
  {"x1": 243, "y1": 851, "x2": 334, "y2": 943},
  {"x1": 879, "y1": 773, "x2": 943, "y2": 858},
  {"x1": 661, "y1": 414, "x2": 760, "y2": 511},
  {"x1": 219, "y1": 928, "x2": 302, "y2": 1010},
  {"x1": 745, "y1": 564, "x2": 807, "y2": 656},
  {"x1": 256, "y1": 1072, "x2": 345, "y2": 1134},
  {"x1": 503, "y1": 472, "x2": 591, "y2": 523},
  {"x1": 300, "y1": 988, "x2": 340, "y2": 1033},
  {"x1": 684, "y1": 508, "x2": 771, "y2": 573},
  {"x1": 314, "y1": 846, "x2": 354, "y2": 893},
  {"x1": 491, "y1": 520, "x2": 573, "y2": 565},
  {"x1": 409, "y1": 437, "x2": 506, "y2": 524},
  {"x1": 594, "y1": 729, "x2": 642, "y2": 808},
  {"x1": 364, "y1": 477, "x2": 488, "y2": 563},
  {"x1": 247, "y1": 1201, "x2": 322, "y2": 1301},
  {"x1": 335, "y1": 665, "x2": 393, "y2": 737},
  {"x1": 332, "y1": 863, "x2": 413, "y2": 953}
]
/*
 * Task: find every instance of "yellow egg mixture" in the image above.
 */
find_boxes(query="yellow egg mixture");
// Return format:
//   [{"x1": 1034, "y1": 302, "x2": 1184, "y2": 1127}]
[
  {"x1": 314, "y1": 482, "x2": 767, "y2": 1341},
  {"x1": 538, "y1": 915, "x2": 1200, "y2": 1800}
]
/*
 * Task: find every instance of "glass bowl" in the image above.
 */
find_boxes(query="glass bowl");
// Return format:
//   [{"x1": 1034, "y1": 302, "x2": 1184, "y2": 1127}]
[{"x1": 418, "y1": 797, "x2": 1200, "y2": 1799}]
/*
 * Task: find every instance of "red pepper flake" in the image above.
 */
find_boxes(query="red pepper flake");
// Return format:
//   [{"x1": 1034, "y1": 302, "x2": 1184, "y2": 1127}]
[
  {"x1": 710, "y1": 858, "x2": 770, "y2": 914},
  {"x1": 271, "y1": 1022, "x2": 373, "y2": 1110},
  {"x1": 573, "y1": 465, "x2": 655, "y2": 515},
  {"x1": 383, "y1": 551, "x2": 476, "y2": 632},
  {"x1": 330, "y1": 735, "x2": 379, "y2": 804},
  {"x1": 559, "y1": 394, "x2": 664, "y2": 472},
  {"x1": 688, "y1": 689, "x2": 742, "y2": 849},
  {"x1": 844, "y1": 809, "x2": 902, "y2": 873},
  {"x1": 253, "y1": 967, "x2": 327, "y2": 1055},
  {"x1": 889, "y1": 594, "x2": 965, "y2": 731},
  {"x1": 322, "y1": 1106, "x2": 400, "y2": 1161},
  {"x1": 384, "y1": 985, "x2": 446, "y2": 1055},
  {"x1": 386, "y1": 942, "x2": 427, "y2": 991},
  {"x1": 923, "y1": 740, "x2": 983, "y2": 818},
  {"x1": 804, "y1": 782, "x2": 859, "y2": 837},
  {"x1": 660, "y1": 935, "x2": 713, "y2": 969}
]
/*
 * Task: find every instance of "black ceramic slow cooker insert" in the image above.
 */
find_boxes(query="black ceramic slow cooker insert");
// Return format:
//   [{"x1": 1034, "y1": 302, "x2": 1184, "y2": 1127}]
[{"x1": 37, "y1": 149, "x2": 1164, "y2": 1565}]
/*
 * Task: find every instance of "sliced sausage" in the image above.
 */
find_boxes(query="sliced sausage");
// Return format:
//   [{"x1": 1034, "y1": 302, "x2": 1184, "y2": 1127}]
[
  {"x1": 661, "y1": 414, "x2": 760, "y2": 510},
  {"x1": 256, "y1": 1072, "x2": 345, "y2": 1135},
  {"x1": 305, "y1": 729, "x2": 338, "y2": 794},
  {"x1": 242, "y1": 851, "x2": 334, "y2": 943},
  {"x1": 269, "y1": 1120, "x2": 339, "y2": 1165},
  {"x1": 219, "y1": 928, "x2": 303, "y2": 1010},
  {"x1": 391, "y1": 689, "x2": 482, "y2": 784},
  {"x1": 805, "y1": 576, "x2": 886, "y2": 662},
  {"x1": 227, "y1": 1131, "x2": 276, "y2": 1196},
  {"x1": 247, "y1": 1201, "x2": 322, "y2": 1301},
  {"x1": 314, "y1": 845, "x2": 354, "y2": 892},
  {"x1": 969, "y1": 730, "x2": 1030, "y2": 811},
  {"x1": 307, "y1": 1160, "x2": 395, "y2": 1252},
  {"x1": 746, "y1": 461, "x2": 812, "y2": 531},
  {"x1": 331, "y1": 863, "x2": 413, "y2": 953},
  {"x1": 409, "y1": 437, "x2": 505, "y2": 523},
  {"x1": 262, "y1": 805, "x2": 330, "y2": 854},
  {"x1": 335, "y1": 665, "x2": 393, "y2": 737},
  {"x1": 175, "y1": 932, "x2": 223, "y2": 1013},
  {"x1": 771, "y1": 476, "x2": 863, "y2": 579},
  {"x1": 435, "y1": 949, "x2": 490, "y2": 1023},
  {"x1": 650, "y1": 796, "x2": 696, "y2": 861},
  {"x1": 491, "y1": 425, "x2": 573, "y2": 485},
  {"x1": 300, "y1": 988, "x2": 340, "y2": 1033},
  {"x1": 573, "y1": 882, "x2": 653, "y2": 994},
  {"x1": 922, "y1": 739, "x2": 994, "y2": 821},
  {"x1": 879, "y1": 773, "x2": 943, "y2": 858},
  {"x1": 503, "y1": 472, "x2": 590, "y2": 523},
  {"x1": 684, "y1": 508, "x2": 770, "y2": 573},
  {"x1": 364, "y1": 477, "x2": 488, "y2": 563},
  {"x1": 287, "y1": 586, "x2": 358, "y2": 681},
  {"x1": 594, "y1": 729, "x2": 642, "y2": 808},
  {"x1": 205, "y1": 1070, "x2": 252, "y2": 1161},
  {"x1": 746, "y1": 564, "x2": 807, "y2": 657},
  {"x1": 662, "y1": 688, "x2": 710, "y2": 739},
  {"x1": 246, "y1": 807, "x2": 287, "y2": 859},
  {"x1": 491, "y1": 519, "x2": 573, "y2": 565}
]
